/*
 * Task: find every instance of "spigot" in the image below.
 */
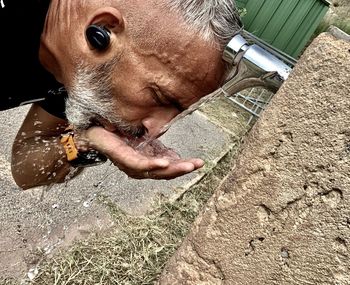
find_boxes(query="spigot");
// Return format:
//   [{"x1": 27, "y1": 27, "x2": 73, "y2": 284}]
[{"x1": 222, "y1": 34, "x2": 292, "y2": 96}]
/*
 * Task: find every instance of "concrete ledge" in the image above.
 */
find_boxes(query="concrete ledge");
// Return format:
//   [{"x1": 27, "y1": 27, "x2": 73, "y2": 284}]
[
  {"x1": 328, "y1": 25, "x2": 350, "y2": 42},
  {"x1": 158, "y1": 32, "x2": 350, "y2": 284}
]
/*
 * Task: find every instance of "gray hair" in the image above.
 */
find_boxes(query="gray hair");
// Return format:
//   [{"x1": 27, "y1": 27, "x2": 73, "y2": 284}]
[{"x1": 165, "y1": 0, "x2": 242, "y2": 49}]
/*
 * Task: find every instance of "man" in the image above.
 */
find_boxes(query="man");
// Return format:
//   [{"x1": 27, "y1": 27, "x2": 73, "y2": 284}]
[{"x1": 2, "y1": 0, "x2": 241, "y2": 189}]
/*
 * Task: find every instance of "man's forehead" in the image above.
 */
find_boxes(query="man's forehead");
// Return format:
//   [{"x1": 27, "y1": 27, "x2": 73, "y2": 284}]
[
  {"x1": 127, "y1": 1, "x2": 226, "y2": 102},
  {"x1": 138, "y1": 19, "x2": 224, "y2": 83},
  {"x1": 153, "y1": 44, "x2": 224, "y2": 109},
  {"x1": 153, "y1": 37, "x2": 224, "y2": 105}
]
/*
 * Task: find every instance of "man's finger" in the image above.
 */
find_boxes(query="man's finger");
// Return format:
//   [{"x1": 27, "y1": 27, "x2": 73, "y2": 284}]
[{"x1": 143, "y1": 162, "x2": 196, "y2": 180}]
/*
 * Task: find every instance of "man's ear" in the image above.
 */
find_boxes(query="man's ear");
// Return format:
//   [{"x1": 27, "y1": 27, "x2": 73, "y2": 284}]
[{"x1": 88, "y1": 7, "x2": 125, "y2": 35}]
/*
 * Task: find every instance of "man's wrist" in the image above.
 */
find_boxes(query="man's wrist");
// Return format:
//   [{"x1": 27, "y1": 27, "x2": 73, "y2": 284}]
[{"x1": 60, "y1": 126, "x2": 107, "y2": 167}]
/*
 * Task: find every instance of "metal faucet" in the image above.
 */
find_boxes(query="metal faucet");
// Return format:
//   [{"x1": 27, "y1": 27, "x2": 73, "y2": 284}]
[{"x1": 222, "y1": 34, "x2": 292, "y2": 96}]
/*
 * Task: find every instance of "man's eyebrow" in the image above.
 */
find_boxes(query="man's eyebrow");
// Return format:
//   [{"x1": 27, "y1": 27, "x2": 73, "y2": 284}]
[{"x1": 158, "y1": 87, "x2": 186, "y2": 112}]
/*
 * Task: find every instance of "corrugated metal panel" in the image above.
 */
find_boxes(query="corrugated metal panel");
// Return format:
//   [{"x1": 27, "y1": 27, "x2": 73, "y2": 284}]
[
  {"x1": 243, "y1": 0, "x2": 266, "y2": 29},
  {"x1": 236, "y1": 0, "x2": 248, "y2": 9},
  {"x1": 259, "y1": 1, "x2": 300, "y2": 45},
  {"x1": 237, "y1": 0, "x2": 329, "y2": 58},
  {"x1": 246, "y1": 0, "x2": 283, "y2": 35},
  {"x1": 285, "y1": 1, "x2": 329, "y2": 57}
]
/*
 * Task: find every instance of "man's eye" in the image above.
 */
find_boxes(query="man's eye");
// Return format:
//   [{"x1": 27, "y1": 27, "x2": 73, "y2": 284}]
[
  {"x1": 149, "y1": 86, "x2": 184, "y2": 112},
  {"x1": 150, "y1": 88, "x2": 169, "y2": 107}
]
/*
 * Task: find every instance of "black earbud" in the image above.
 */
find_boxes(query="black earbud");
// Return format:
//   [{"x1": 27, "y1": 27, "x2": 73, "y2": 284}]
[{"x1": 85, "y1": 24, "x2": 111, "y2": 51}]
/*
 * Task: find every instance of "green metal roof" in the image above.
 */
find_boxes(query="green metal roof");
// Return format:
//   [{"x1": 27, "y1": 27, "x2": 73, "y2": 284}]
[
  {"x1": 319, "y1": 0, "x2": 331, "y2": 6},
  {"x1": 236, "y1": 0, "x2": 330, "y2": 58}
]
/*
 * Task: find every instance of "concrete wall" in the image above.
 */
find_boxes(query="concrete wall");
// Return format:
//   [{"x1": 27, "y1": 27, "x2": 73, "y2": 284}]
[{"x1": 158, "y1": 32, "x2": 350, "y2": 285}]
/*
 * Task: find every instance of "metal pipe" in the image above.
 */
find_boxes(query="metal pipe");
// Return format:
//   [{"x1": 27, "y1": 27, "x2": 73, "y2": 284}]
[{"x1": 222, "y1": 34, "x2": 293, "y2": 95}]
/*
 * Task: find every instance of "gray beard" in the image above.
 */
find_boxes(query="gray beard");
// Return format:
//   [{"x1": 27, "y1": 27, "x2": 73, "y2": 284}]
[{"x1": 65, "y1": 62, "x2": 143, "y2": 137}]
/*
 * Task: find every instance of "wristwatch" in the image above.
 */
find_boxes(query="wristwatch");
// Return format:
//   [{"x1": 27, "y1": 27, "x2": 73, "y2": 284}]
[{"x1": 60, "y1": 127, "x2": 107, "y2": 168}]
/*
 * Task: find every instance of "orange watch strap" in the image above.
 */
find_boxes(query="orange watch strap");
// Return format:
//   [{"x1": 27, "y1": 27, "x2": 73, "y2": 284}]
[{"x1": 60, "y1": 130, "x2": 79, "y2": 162}]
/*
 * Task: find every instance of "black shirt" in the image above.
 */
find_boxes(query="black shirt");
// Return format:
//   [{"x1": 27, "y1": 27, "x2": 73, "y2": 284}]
[{"x1": 0, "y1": 0, "x2": 66, "y2": 118}]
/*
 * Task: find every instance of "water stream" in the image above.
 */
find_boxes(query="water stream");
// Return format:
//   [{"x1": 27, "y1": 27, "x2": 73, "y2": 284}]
[{"x1": 136, "y1": 87, "x2": 225, "y2": 151}]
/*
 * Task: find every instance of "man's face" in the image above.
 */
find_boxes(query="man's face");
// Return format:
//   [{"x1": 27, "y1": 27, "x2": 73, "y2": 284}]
[{"x1": 66, "y1": 9, "x2": 225, "y2": 140}]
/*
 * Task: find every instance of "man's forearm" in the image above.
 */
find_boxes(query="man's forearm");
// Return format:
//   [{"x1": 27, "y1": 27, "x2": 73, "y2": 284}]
[{"x1": 11, "y1": 136, "x2": 75, "y2": 189}]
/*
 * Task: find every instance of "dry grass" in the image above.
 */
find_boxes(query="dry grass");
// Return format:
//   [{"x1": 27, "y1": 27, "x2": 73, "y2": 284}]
[
  {"x1": 0, "y1": 278, "x2": 17, "y2": 285},
  {"x1": 30, "y1": 145, "x2": 240, "y2": 285}
]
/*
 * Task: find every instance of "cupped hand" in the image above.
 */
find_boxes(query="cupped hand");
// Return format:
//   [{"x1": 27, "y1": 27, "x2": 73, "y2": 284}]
[{"x1": 80, "y1": 126, "x2": 204, "y2": 180}]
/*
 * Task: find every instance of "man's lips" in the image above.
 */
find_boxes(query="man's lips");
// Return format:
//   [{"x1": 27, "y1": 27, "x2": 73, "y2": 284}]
[{"x1": 95, "y1": 117, "x2": 140, "y2": 140}]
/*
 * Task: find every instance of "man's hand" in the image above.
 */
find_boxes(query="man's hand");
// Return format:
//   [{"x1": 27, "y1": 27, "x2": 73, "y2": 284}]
[{"x1": 81, "y1": 126, "x2": 204, "y2": 180}]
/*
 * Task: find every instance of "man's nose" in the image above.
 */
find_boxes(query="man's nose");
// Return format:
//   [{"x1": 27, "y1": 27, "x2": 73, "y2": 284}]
[{"x1": 141, "y1": 108, "x2": 180, "y2": 137}]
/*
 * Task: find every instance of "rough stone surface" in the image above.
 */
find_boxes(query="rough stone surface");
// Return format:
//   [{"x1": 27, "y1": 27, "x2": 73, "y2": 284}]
[{"x1": 158, "y1": 32, "x2": 350, "y2": 285}]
